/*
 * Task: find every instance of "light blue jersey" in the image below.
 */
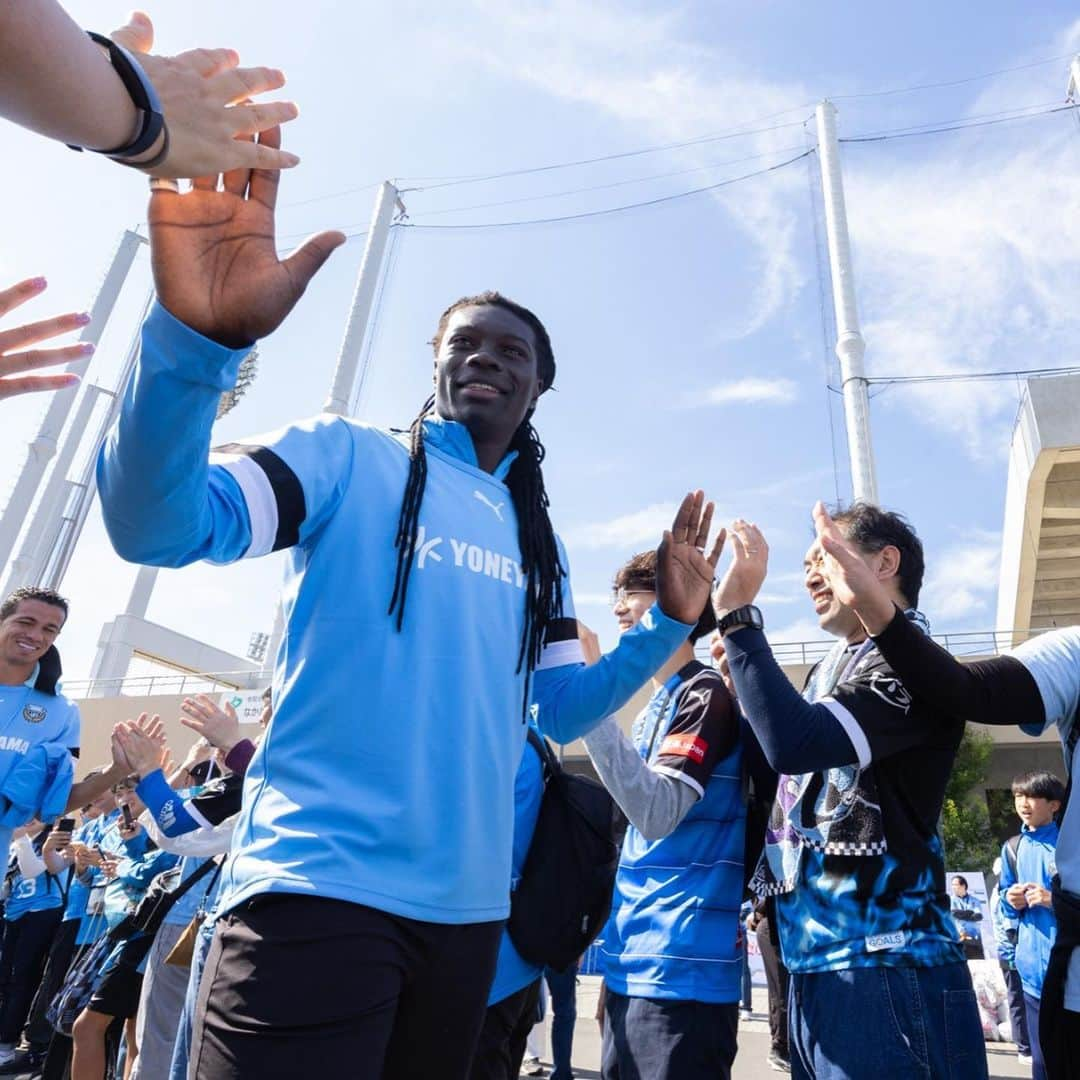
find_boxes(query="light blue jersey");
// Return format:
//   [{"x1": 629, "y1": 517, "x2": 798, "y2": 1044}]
[
  {"x1": 0, "y1": 666, "x2": 79, "y2": 861},
  {"x1": 98, "y1": 304, "x2": 691, "y2": 925},
  {"x1": 1010, "y1": 627, "x2": 1080, "y2": 1009}
]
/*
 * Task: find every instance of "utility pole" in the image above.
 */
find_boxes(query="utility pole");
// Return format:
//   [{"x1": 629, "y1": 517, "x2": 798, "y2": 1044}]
[
  {"x1": 1067, "y1": 54, "x2": 1080, "y2": 104},
  {"x1": 0, "y1": 229, "x2": 144, "y2": 571},
  {"x1": 815, "y1": 101, "x2": 879, "y2": 505},
  {"x1": 324, "y1": 181, "x2": 406, "y2": 416}
]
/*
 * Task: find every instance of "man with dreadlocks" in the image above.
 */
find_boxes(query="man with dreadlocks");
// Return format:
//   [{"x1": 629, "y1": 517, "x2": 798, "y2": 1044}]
[{"x1": 97, "y1": 128, "x2": 723, "y2": 1079}]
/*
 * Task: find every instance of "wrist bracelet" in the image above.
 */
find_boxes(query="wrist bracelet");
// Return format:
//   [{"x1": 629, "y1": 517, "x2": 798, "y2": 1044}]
[{"x1": 68, "y1": 32, "x2": 167, "y2": 164}]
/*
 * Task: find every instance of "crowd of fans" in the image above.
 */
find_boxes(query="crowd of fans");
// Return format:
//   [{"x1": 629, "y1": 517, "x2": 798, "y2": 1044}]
[{"x1": 1, "y1": 5, "x2": 1079, "y2": 1079}]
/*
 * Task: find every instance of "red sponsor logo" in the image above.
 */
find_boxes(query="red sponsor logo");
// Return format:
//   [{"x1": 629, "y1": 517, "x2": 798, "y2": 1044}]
[{"x1": 659, "y1": 733, "x2": 707, "y2": 763}]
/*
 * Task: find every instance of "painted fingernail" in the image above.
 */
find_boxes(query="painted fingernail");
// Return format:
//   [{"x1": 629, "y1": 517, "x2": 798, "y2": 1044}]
[
  {"x1": 29, "y1": 277, "x2": 47, "y2": 290},
  {"x1": 75, "y1": 313, "x2": 91, "y2": 326},
  {"x1": 78, "y1": 343, "x2": 95, "y2": 356}
]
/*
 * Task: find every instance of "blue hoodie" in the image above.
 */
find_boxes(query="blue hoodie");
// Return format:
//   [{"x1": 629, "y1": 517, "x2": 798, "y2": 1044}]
[
  {"x1": 999, "y1": 820, "x2": 1058, "y2": 998},
  {"x1": 98, "y1": 304, "x2": 692, "y2": 926}
]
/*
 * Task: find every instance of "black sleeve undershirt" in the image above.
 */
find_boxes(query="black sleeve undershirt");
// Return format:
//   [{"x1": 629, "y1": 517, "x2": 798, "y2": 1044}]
[{"x1": 872, "y1": 606, "x2": 1044, "y2": 727}]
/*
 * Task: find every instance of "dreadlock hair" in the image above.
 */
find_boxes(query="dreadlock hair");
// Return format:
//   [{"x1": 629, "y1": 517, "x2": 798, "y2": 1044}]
[{"x1": 388, "y1": 292, "x2": 563, "y2": 713}]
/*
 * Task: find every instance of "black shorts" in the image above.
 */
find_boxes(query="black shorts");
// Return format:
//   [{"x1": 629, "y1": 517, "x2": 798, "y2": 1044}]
[
  {"x1": 87, "y1": 935, "x2": 153, "y2": 1020},
  {"x1": 191, "y1": 895, "x2": 503, "y2": 1080}
]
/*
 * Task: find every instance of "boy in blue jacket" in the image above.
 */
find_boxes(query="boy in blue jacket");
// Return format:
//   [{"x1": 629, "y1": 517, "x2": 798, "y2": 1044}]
[{"x1": 999, "y1": 771, "x2": 1064, "y2": 1080}]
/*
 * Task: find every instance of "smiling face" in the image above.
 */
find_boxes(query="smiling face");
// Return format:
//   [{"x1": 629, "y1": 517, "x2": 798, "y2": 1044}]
[
  {"x1": 0, "y1": 599, "x2": 65, "y2": 676},
  {"x1": 433, "y1": 304, "x2": 544, "y2": 465},
  {"x1": 803, "y1": 537, "x2": 865, "y2": 640},
  {"x1": 612, "y1": 586, "x2": 656, "y2": 634}
]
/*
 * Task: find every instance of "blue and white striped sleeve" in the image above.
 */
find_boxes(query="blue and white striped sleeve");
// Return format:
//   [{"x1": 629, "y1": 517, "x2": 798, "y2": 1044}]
[{"x1": 98, "y1": 303, "x2": 353, "y2": 567}]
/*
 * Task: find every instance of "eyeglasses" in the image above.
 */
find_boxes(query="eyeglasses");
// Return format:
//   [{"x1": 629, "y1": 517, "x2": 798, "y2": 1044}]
[{"x1": 611, "y1": 587, "x2": 654, "y2": 607}]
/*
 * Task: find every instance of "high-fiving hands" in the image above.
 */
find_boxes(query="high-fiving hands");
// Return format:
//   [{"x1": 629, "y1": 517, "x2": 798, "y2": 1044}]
[
  {"x1": 148, "y1": 125, "x2": 345, "y2": 348},
  {"x1": 112, "y1": 712, "x2": 169, "y2": 780},
  {"x1": 655, "y1": 491, "x2": 726, "y2": 626},
  {"x1": 712, "y1": 519, "x2": 769, "y2": 620},
  {"x1": 109, "y1": 12, "x2": 302, "y2": 177}
]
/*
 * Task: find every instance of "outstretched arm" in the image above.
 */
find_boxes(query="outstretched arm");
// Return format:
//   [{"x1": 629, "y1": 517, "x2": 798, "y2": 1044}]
[
  {"x1": 533, "y1": 494, "x2": 724, "y2": 743},
  {"x1": 0, "y1": 5, "x2": 301, "y2": 175},
  {"x1": 813, "y1": 502, "x2": 1046, "y2": 727}
]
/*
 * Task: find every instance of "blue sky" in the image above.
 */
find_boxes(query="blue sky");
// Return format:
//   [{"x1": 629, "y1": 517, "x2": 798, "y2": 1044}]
[{"x1": 2, "y1": 0, "x2": 1080, "y2": 678}]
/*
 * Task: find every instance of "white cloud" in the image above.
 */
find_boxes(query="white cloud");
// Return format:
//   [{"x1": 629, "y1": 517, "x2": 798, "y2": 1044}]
[
  {"x1": 563, "y1": 501, "x2": 679, "y2": 549},
  {"x1": 921, "y1": 538, "x2": 1001, "y2": 625},
  {"x1": 690, "y1": 376, "x2": 798, "y2": 407}
]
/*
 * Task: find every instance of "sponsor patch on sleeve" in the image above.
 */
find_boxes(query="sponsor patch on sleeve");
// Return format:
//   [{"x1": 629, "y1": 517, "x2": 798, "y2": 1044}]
[{"x1": 659, "y1": 733, "x2": 708, "y2": 763}]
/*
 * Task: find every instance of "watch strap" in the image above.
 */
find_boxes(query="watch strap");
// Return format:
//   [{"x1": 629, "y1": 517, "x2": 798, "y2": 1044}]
[
  {"x1": 717, "y1": 604, "x2": 763, "y2": 635},
  {"x1": 69, "y1": 32, "x2": 165, "y2": 161}
]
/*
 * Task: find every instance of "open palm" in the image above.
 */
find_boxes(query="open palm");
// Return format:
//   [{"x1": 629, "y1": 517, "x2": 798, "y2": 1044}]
[
  {"x1": 655, "y1": 491, "x2": 725, "y2": 625},
  {"x1": 148, "y1": 127, "x2": 344, "y2": 348}
]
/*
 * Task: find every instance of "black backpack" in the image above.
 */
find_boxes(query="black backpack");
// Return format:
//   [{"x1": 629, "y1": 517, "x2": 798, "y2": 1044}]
[{"x1": 507, "y1": 729, "x2": 620, "y2": 973}]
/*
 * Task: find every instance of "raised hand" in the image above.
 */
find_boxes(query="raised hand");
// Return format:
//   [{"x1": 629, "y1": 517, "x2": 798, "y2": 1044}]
[
  {"x1": 113, "y1": 713, "x2": 169, "y2": 779},
  {"x1": 148, "y1": 125, "x2": 345, "y2": 347},
  {"x1": 655, "y1": 491, "x2": 726, "y2": 625},
  {"x1": 109, "y1": 12, "x2": 302, "y2": 177},
  {"x1": 179, "y1": 695, "x2": 241, "y2": 753},
  {"x1": 713, "y1": 519, "x2": 769, "y2": 618},
  {"x1": 812, "y1": 501, "x2": 895, "y2": 635},
  {"x1": 0, "y1": 277, "x2": 89, "y2": 400}
]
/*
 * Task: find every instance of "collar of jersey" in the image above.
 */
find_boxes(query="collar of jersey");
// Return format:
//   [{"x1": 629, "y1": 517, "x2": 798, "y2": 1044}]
[
  {"x1": 422, "y1": 416, "x2": 518, "y2": 482},
  {"x1": 1022, "y1": 820, "x2": 1059, "y2": 839}
]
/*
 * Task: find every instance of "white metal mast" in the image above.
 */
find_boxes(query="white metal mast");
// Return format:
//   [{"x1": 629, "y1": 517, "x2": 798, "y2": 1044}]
[
  {"x1": 324, "y1": 181, "x2": 405, "y2": 416},
  {"x1": 0, "y1": 230, "x2": 144, "y2": 571},
  {"x1": 815, "y1": 101, "x2": 879, "y2": 505}
]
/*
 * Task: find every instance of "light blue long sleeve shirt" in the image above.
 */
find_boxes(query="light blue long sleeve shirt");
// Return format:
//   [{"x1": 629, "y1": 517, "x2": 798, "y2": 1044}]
[{"x1": 98, "y1": 304, "x2": 691, "y2": 924}]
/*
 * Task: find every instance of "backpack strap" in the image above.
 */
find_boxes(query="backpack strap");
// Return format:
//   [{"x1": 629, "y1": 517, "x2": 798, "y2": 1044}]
[
  {"x1": 1004, "y1": 833, "x2": 1021, "y2": 882},
  {"x1": 525, "y1": 727, "x2": 560, "y2": 781}
]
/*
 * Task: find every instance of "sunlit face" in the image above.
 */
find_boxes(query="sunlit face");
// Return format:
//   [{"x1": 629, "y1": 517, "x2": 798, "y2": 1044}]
[
  {"x1": 612, "y1": 585, "x2": 655, "y2": 634},
  {"x1": 803, "y1": 537, "x2": 864, "y2": 639},
  {"x1": 433, "y1": 305, "x2": 543, "y2": 451},
  {"x1": 0, "y1": 599, "x2": 65, "y2": 671},
  {"x1": 1014, "y1": 792, "x2": 1059, "y2": 830}
]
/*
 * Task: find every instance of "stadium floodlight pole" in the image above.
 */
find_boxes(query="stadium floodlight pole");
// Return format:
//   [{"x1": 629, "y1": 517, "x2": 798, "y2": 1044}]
[
  {"x1": 0, "y1": 229, "x2": 144, "y2": 573},
  {"x1": 815, "y1": 101, "x2": 879, "y2": 505},
  {"x1": 1068, "y1": 55, "x2": 1080, "y2": 103},
  {"x1": 0, "y1": 382, "x2": 107, "y2": 596},
  {"x1": 323, "y1": 181, "x2": 405, "y2": 416}
]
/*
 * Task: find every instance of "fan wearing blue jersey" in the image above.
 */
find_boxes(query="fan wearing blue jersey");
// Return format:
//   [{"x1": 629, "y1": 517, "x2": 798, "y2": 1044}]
[
  {"x1": 712, "y1": 508, "x2": 987, "y2": 1080},
  {"x1": 96, "y1": 128, "x2": 724, "y2": 1080},
  {"x1": 814, "y1": 501, "x2": 1080, "y2": 1080},
  {"x1": 582, "y1": 551, "x2": 743, "y2": 1080},
  {"x1": 0, "y1": 589, "x2": 130, "y2": 921}
]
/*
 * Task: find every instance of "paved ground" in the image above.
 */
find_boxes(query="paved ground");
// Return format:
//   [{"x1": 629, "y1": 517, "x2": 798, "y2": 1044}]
[{"x1": 523, "y1": 977, "x2": 1032, "y2": 1079}]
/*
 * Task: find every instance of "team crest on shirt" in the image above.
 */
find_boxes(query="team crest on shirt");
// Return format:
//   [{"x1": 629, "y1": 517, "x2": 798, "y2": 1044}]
[
  {"x1": 22, "y1": 704, "x2": 46, "y2": 724},
  {"x1": 866, "y1": 673, "x2": 912, "y2": 713}
]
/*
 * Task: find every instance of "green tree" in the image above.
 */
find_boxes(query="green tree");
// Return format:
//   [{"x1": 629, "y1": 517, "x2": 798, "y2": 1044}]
[{"x1": 940, "y1": 727, "x2": 998, "y2": 871}]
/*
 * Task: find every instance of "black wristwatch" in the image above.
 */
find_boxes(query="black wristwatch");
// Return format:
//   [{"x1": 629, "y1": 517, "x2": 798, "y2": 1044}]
[
  {"x1": 68, "y1": 32, "x2": 168, "y2": 167},
  {"x1": 716, "y1": 604, "x2": 764, "y2": 636}
]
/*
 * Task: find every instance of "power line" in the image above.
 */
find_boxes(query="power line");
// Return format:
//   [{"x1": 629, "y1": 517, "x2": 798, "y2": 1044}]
[
  {"x1": 400, "y1": 150, "x2": 812, "y2": 231},
  {"x1": 831, "y1": 364, "x2": 1080, "y2": 391},
  {"x1": 399, "y1": 117, "x2": 813, "y2": 193},
  {"x1": 829, "y1": 53, "x2": 1073, "y2": 102},
  {"x1": 840, "y1": 101, "x2": 1077, "y2": 143},
  {"x1": 413, "y1": 144, "x2": 808, "y2": 218}
]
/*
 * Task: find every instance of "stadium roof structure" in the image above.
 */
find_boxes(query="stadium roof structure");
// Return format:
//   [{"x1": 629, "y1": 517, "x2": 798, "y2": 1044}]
[{"x1": 998, "y1": 372, "x2": 1080, "y2": 644}]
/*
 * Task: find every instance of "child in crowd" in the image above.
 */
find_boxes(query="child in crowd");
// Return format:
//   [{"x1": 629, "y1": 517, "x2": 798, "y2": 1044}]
[{"x1": 997, "y1": 771, "x2": 1064, "y2": 1080}]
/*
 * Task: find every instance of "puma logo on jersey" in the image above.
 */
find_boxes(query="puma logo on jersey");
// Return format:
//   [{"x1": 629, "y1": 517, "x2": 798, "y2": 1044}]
[{"x1": 473, "y1": 491, "x2": 505, "y2": 521}]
